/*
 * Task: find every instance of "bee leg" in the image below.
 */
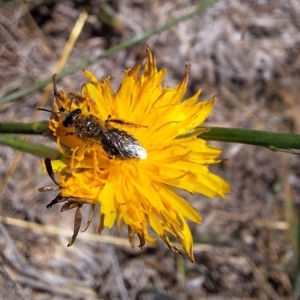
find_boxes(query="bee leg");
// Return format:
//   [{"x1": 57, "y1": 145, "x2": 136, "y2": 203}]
[
  {"x1": 106, "y1": 117, "x2": 147, "y2": 128},
  {"x1": 75, "y1": 143, "x2": 93, "y2": 157}
]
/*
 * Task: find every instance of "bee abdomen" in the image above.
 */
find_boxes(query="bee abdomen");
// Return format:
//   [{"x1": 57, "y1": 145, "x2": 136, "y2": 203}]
[{"x1": 101, "y1": 129, "x2": 148, "y2": 160}]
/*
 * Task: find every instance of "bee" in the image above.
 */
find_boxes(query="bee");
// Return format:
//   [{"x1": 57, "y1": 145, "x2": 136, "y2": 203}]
[
  {"x1": 63, "y1": 108, "x2": 148, "y2": 160},
  {"x1": 39, "y1": 75, "x2": 148, "y2": 160}
]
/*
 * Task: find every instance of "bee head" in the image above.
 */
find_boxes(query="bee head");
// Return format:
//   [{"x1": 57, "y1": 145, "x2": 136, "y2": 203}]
[{"x1": 63, "y1": 109, "x2": 82, "y2": 128}]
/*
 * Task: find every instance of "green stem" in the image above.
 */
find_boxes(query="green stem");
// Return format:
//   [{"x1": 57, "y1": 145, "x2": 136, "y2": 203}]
[
  {"x1": 0, "y1": 134, "x2": 61, "y2": 158},
  {"x1": 200, "y1": 127, "x2": 300, "y2": 152},
  {"x1": 1, "y1": 122, "x2": 300, "y2": 153},
  {"x1": 0, "y1": 121, "x2": 49, "y2": 134},
  {"x1": 0, "y1": 0, "x2": 218, "y2": 105}
]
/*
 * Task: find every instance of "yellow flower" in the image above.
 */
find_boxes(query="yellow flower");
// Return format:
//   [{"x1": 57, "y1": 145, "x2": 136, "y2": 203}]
[{"x1": 40, "y1": 46, "x2": 230, "y2": 262}]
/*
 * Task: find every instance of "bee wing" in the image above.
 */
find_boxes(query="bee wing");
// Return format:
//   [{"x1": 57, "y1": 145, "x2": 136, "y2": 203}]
[{"x1": 95, "y1": 117, "x2": 109, "y2": 132}]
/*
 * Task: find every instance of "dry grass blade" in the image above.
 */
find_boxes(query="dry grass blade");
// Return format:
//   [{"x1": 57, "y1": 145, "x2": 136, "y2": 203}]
[{"x1": 0, "y1": 216, "x2": 139, "y2": 246}]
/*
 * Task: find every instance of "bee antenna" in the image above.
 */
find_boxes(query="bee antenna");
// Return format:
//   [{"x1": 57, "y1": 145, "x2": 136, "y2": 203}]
[{"x1": 37, "y1": 108, "x2": 61, "y2": 114}]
